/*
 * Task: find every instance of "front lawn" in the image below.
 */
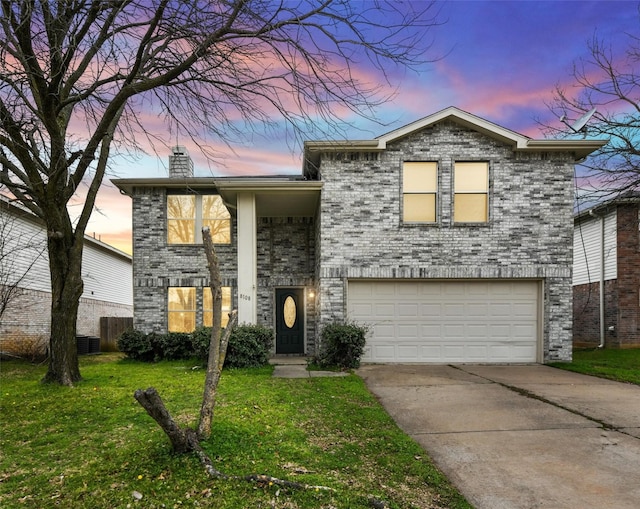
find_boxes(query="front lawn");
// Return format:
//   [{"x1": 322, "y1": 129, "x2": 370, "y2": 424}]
[
  {"x1": 0, "y1": 354, "x2": 470, "y2": 509},
  {"x1": 550, "y1": 348, "x2": 640, "y2": 385}
]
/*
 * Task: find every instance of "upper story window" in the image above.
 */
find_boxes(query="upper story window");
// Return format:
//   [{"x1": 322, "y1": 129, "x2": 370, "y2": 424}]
[
  {"x1": 402, "y1": 162, "x2": 438, "y2": 223},
  {"x1": 454, "y1": 162, "x2": 489, "y2": 223},
  {"x1": 167, "y1": 194, "x2": 231, "y2": 244}
]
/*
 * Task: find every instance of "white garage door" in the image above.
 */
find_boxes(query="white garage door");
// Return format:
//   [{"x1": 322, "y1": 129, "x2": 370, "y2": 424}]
[{"x1": 348, "y1": 280, "x2": 539, "y2": 363}]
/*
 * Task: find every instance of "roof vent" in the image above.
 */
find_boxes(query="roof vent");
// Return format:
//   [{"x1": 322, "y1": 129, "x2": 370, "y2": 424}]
[{"x1": 169, "y1": 145, "x2": 194, "y2": 178}]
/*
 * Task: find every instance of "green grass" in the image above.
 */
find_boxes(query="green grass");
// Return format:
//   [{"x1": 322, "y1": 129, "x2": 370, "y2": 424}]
[
  {"x1": 0, "y1": 354, "x2": 470, "y2": 509},
  {"x1": 550, "y1": 348, "x2": 640, "y2": 385}
]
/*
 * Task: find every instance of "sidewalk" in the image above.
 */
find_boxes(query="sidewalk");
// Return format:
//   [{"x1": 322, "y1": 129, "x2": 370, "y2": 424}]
[{"x1": 269, "y1": 356, "x2": 348, "y2": 378}]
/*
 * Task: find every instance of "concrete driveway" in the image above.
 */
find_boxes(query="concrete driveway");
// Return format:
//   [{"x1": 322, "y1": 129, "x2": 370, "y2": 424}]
[{"x1": 358, "y1": 364, "x2": 640, "y2": 509}]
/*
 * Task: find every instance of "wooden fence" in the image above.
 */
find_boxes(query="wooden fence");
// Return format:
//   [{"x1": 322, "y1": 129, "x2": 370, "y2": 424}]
[{"x1": 100, "y1": 316, "x2": 133, "y2": 352}]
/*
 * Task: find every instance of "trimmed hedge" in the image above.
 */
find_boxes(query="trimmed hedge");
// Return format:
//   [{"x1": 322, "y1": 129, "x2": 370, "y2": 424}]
[
  {"x1": 117, "y1": 325, "x2": 274, "y2": 368},
  {"x1": 316, "y1": 321, "x2": 368, "y2": 370},
  {"x1": 225, "y1": 324, "x2": 274, "y2": 368}
]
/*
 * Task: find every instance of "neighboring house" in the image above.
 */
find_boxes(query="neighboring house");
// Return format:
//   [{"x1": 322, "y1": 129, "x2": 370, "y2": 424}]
[
  {"x1": 0, "y1": 197, "x2": 133, "y2": 356},
  {"x1": 573, "y1": 193, "x2": 640, "y2": 349},
  {"x1": 113, "y1": 106, "x2": 605, "y2": 363}
]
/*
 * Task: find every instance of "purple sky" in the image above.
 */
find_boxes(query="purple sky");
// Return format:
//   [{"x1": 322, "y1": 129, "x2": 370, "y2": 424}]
[{"x1": 90, "y1": 0, "x2": 638, "y2": 253}]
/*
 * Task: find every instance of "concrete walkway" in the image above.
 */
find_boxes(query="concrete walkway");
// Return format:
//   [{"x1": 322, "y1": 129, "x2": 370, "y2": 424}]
[
  {"x1": 358, "y1": 364, "x2": 640, "y2": 509},
  {"x1": 269, "y1": 356, "x2": 348, "y2": 378}
]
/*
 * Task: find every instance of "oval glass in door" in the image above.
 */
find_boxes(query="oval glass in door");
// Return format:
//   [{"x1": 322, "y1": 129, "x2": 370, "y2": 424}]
[{"x1": 283, "y1": 296, "x2": 296, "y2": 328}]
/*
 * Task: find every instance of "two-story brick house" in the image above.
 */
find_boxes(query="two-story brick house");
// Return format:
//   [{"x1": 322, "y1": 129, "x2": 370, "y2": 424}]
[
  {"x1": 573, "y1": 193, "x2": 640, "y2": 349},
  {"x1": 113, "y1": 107, "x2": 605, "y2": 363}
]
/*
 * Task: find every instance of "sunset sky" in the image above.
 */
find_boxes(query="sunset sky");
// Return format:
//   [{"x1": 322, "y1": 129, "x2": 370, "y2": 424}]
[{"x1": 87, "y1": 0, "x2": 639, "y2": 254}]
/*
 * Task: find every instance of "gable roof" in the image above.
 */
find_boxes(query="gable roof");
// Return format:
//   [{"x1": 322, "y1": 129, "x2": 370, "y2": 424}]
[
  {"x1": 303, "y1": 106, "x2": 608, "y2": 174},
  {"x1": 0, "y1": 194, "x2": 132, "y2": 262}
]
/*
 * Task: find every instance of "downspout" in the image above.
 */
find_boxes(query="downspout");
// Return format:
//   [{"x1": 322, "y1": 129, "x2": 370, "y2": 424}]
[{"x1": 589, "y1": 210, "x2": 606, "y2": 348}]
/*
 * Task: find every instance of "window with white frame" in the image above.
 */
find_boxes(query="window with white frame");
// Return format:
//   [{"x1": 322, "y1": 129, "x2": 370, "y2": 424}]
[
  {"x1": 454, "y1": 162, "x2": 489, "y2": 223},
  {"x1": 167, "y1": 194, "x2": 230, "y2": 244},
  {"x1": 402, "y1": 162, "x2": 438, "y2": 223}
]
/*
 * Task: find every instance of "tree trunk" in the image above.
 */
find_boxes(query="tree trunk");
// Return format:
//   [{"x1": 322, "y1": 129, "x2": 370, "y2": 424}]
[
  {"x1": 197, "y1": 227, "x2": 237, "y2": 439},
  {"x1": 134, "y1": 388, "x2": 198, "y2": 454},
  {"x1": 198, "y1": 310, "x2": 237, "y2": 439},
  {"x1": 41, "y1": 227, "x2": 84, "y2": 386}
]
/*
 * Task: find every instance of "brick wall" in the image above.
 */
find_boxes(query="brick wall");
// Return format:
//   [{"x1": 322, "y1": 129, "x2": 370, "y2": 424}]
[
  {"x1": 316, "y1": 120, "x2": 576, "y2": 362},
  {"x1": 131, "y1": 188, "x2": 318, "y2": 351},
  {"x1": 257, "y1": 217, "x2": 317, "y2": 352},
  {"x1": 131, "y1": 187, "x2": 238, "y2": 333},
  {"x1": 573, "y1": 203, "x2": 640, "y2": 348},
  {"x1": 616, "y1": 204, "x2": 640, "y2": 347},
  {"x1": 0, "y1": 286, "x2": 132, "y2": 356}
]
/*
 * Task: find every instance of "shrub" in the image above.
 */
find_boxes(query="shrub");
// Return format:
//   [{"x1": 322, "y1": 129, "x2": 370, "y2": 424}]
[
  {"x1": 191, "y1": 326, "x2": 213, "y2": 361},
  {"x1": 224, "y1": 324, "x2": 274, "y2": 368},
  {"x1": 117, "y1": 329, "x2": 157, "y2": 362},
  {"x1": 316, "y1": 322, "x2": 368, "y2": 370},
  {"x1": 157, "y1": 332, "x2": 193, "y2": 360},
  {"x1": 117, "y1": 325, "x2": 274, "y2": 367}
]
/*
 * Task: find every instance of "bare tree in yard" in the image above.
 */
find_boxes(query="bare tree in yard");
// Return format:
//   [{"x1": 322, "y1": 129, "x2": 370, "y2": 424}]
[
  {"x1": 543, "y1": 19, "x2": 640, "y2": 202},
  {"x1": 0, "y1": 0, "x2": 440, "y2": 386}
]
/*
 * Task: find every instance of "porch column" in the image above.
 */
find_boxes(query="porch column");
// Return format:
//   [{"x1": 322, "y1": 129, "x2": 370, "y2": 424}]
[{"x1": 236, "y1": 192, "x2": 257, "y2": 324}]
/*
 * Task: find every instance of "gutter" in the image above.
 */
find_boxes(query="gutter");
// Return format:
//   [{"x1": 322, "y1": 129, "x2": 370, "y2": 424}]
[{"x1": 589, "y1": 209, "x2": 606, "y2": 348}]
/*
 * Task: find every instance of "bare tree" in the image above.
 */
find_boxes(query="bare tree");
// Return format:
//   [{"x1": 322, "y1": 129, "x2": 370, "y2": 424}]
[
  {"x1": 543, "y1": 16, "x2": 640, "y2": 203},
  {"x1": 0, "y1": 1, "x2": 441, "y2": 385},
  {"x1": 135, "y1": 227, "x2": 236, "y2": 451}
]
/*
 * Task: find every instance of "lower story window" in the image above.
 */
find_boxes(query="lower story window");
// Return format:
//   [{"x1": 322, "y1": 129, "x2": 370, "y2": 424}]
[
  {"x1": 168, "y1": 287, "x2": 196, "y2": 332},
  {"x1": 168, "y1": 286, "x2": 233, "y2": 332},
  {"x1": 203, "y1": 287, "x2": 232, "y2": 328}
]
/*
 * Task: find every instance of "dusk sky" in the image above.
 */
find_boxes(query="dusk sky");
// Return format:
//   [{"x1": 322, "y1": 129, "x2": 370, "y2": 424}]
[{"x1": 87, "y1": 0, "x2": 639, "y2": 254}]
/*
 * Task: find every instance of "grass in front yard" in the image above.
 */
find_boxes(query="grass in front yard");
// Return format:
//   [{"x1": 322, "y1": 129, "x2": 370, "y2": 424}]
[
  {"x1": 0, "y1": 354, "x2": 470, "y2": 509},
  {"x1": 550, "y1": 348, "x2": 640, "y2": 385}
]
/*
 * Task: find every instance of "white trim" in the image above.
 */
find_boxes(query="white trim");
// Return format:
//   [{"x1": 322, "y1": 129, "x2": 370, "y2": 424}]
[{"x1": 237, "y1": 193, "x2": 257, "y2": 324}]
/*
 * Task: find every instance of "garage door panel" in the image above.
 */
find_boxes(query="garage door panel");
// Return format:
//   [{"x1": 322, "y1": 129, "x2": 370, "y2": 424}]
[
  {"x1": 421, "y1": 303, "x2": 442, "y2": 316},
  {"x1": 444, "y1": 303, "x2": 465, "y2": 317},
  {"x1": 467, "y1": 303, "x2": 489, "y2": 317},
  {"x1": 348, "y1": 280, "x2": 539, "y2": 363},
  {"x1": 398, "y1": 303, "x2": 419, "y2": 317},
  {"x1": 467, "y1": 324, "x2": 489, "y2": 338},
  {"x1": 512, "y1": 324, "x2": 536, "y2": 339},
  {"x1": 443, "y1": 283, "x2": 466, "y2": 296},
  {"x1": 489, "y1": 324, "x2": 511, "y2": 339},
  {"x1": 398, "y1": 324, "x2": 419, "y2": 338},
  {"x1": 489, "y1": 303, "x2": 512, "y2": 318},
  {"x1": 443, "y1": 323, "x2": 465, "y2": 337},
  {"x1": 397, "y1": 283, "x2": 420, "y2": 296},
  {"x1": 421, "y1": 324, "x2": 441, "y2": 338},
  {"x1": 373, "y1": 323, "x2": 395, "y2": 339},
  {"x1": 374, "y1": 303, "x2": 395, "y2": 317},
  {"x1": 513, "y1": 302, "x2": 537, "y2": 316},
  {"x1": 397, "y1": 345, "x2": 420, "y2": 360}
]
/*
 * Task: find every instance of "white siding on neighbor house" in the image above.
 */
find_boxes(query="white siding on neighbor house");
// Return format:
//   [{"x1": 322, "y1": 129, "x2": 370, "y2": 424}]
[
  {"x1": 573, "y1": 209, "x2": 617, "y2": 286},
  {"x1": 82, "y1": 242, "x2": 133, "y2": 306},
  {"x1": 1, "y1": 209, "x2": 51, "y2": 292},
  {"x1": 1, "y1": 202, "x2": 132, "y2": 305}
]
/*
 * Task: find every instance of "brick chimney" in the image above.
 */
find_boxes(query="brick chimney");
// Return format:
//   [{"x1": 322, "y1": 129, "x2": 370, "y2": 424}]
[{"x1": 169, "y1": 146, "x2": 194, "y2": 178}]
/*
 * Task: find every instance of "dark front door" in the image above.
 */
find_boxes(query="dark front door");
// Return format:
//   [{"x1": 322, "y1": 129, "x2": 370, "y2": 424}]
[{"x1": 275, "y1": 288, "x2": 305, "y2": 354}]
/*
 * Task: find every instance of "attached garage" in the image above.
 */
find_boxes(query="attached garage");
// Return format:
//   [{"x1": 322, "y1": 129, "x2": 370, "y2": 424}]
[{"x1": 348, "y1": 280, "x2": 540, "y2": 363}]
